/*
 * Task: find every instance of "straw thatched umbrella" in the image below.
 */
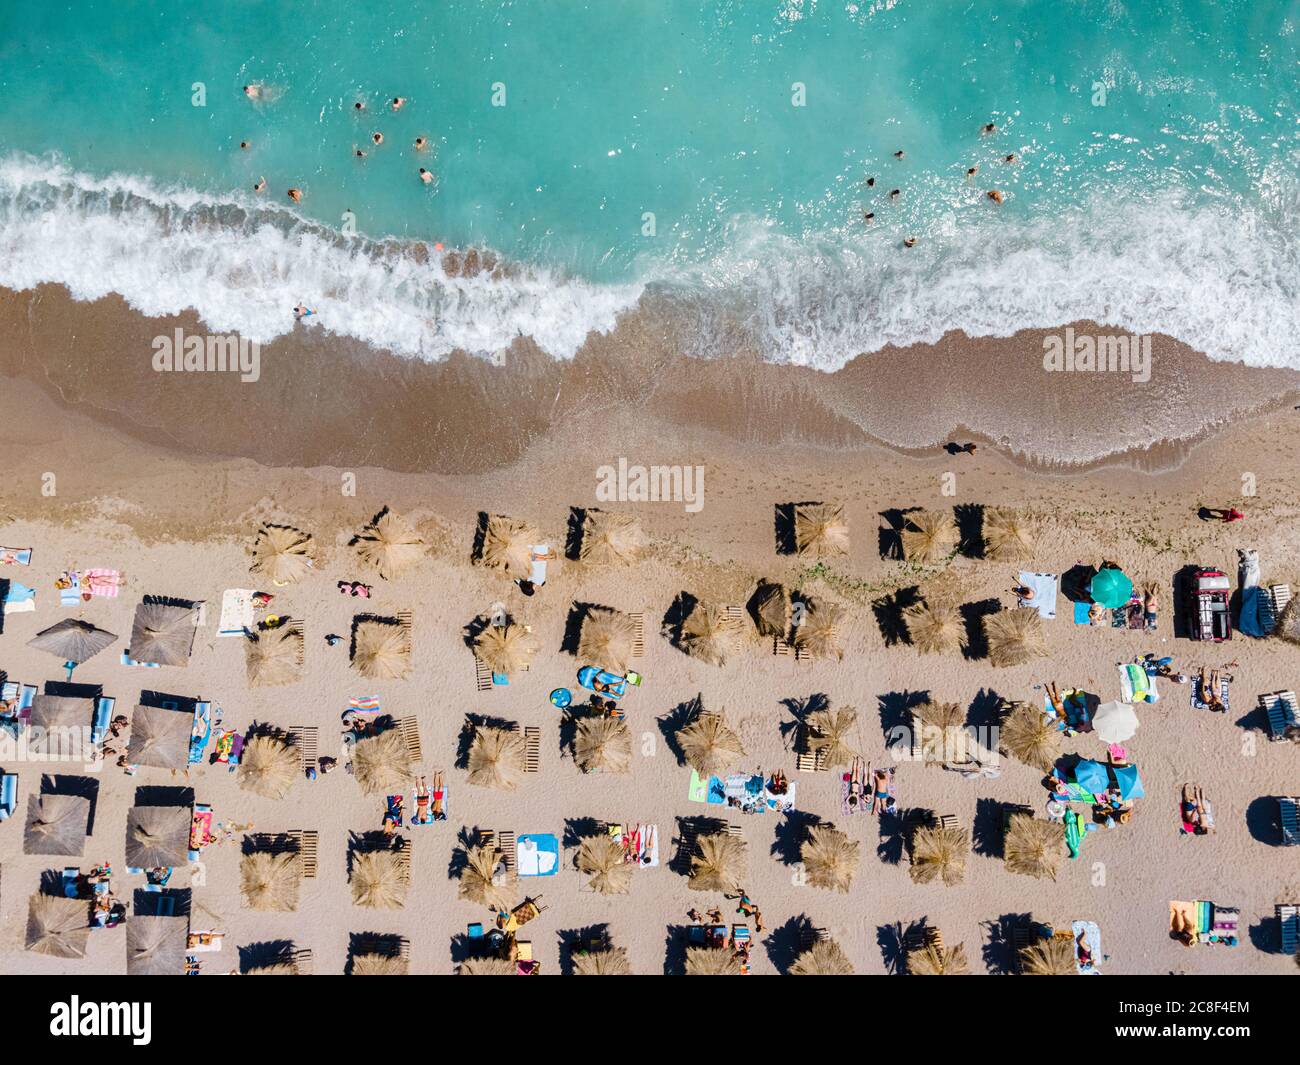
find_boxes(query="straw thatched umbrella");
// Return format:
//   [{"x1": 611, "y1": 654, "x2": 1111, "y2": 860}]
[
  {"x1": 471, "y1": 621, "x2": 539, "y2": 677},
  {"x1": 467, "y1": 725, "x2": 527, "y2": 791},
  {"x1": 352, "y1": 728, "x2": 414, "y2": 795},
  {"x1": 577, "y1": 835, "x2": 634, "y2": 896},
  {"x1": 792, "y1": 597, "x2": 844, "y2": 660},
  {"x1": 354, "y1": 509, "x2": 425, "y2": 579},
  {"x1": 572, "y1": 947, "x2": 632, "y2": 975},
  {"x1": 915, "y1": 699, "x2": 965, "y2": 764},
  {"x1": 982, "y1": 507, "x2": 1035, "y2": 562},
  {"x1": 26, "y1": 618, "x2": 118, "y2": 664},
  {"x1": 25, "y1": 894, "x2": 89, "y2": 958},
  {"x1": 907, "y1": 940, "x2": 971, "y2": 975},
  {"x1": 126, "y1": 703, "x2": 195, "y2": 769},
  {"x1": 351, "y1": 618, "x2": 411, "y2": 680},
  {"x1": 986, "y1": 607, "x2": 1048, "y2": 668},
  {"x1": 580, "y1": 510, "x2": 646, "y2": 566},
  {"x1": 245, "y1": 626, "x2": 304, "y2": 687},
  {"x1": 807, "y1": 706, "x2": 857, "y2": 769},
  {"x1": 909, "y1": 824, "x2": 969, "y2": 886},
  {"x1": 1004, "y1": 815, "x2": 1066, "y2": 881},
  {"x1": 675, "y1": 711, "x2": 746, "y2": 775},
  {"x1": 685, "y1": 946, "x2": 742, "y2": 976},
  {"x1": 1020, "y1": 935, "x2": 1076, "y2": 976},
  {"x1": 238, "y1": 734, "x2": 301, "y2": 800},
  {"x1": 125, "y1": 805, "x2": 191, "y2": 868},
  {"x1": 29, "y1": 694, "x2": 94, "y2": 734},
  {"x1": 351, "y1": 848, "x2": 409, "y2": 909},
  {"x1": 789, "y1": 939, "x2": 854, "y2": 975},
  {"x1": 577, "y1": 606, "x2": 637, "y2": 673},
  {"x1": 677, "y1": 600, "x2": 740, "y2": 666},
  {"x1": 459, "y1": 956, "x2": 516, "y2": 976},
  {"x1": 480, "y1": 513, "x2": 537, "y2": 579},
  {"x1": 1274, "y1": 598, "x2": 1300, "y2": 647},
  {"x1": 458, "y1": 843, "x2": 516, "y2": 910},
  {"x1": 352, "y1": 953, "x2": 410, "y2": 976},
  {"x1": 126, "y1": 915, "x2": 188, "y2": 976},
  {"x1": 794, "y1": 502, "x2": 849, "y2": 558},
  {"x1": 903, "y1": 599, "x2": 964, "y2": 655},
  {"x1": 251, "y1": 524, "x2": 315, "y2": 585},
  {"x1": 246, "y1": 962, "x2": 300, "y2": 976},
  {"x1": 900, "y1": 510, "x2": 957, "y2": 565},
  {"x1": 749, "y1": 581, "x2": 790, "y2": 639},
  {"x1": 802, "y1": 824, "x2": 859, "y2": 893},
  {"x1": 240, "y1": 851, "x2": 302, "y2": 912},
  {"x1": 688, "y1": 832, "x2": 747, "y2": 893},
  {"x1": 24, "y1": 794, "x2": 90, "y2": 857},
  {"x1": 573, "y1": 714, "x2": 632, "y2": 774},
  {"x1": 999, "y1": 701, "x2": 1061, "y2": 771},
  {"x1": 130, "y1": 599, "x2": 198, "y2": 666}
]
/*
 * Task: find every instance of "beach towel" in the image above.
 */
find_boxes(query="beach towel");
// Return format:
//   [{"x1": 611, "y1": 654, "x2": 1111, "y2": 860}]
[
  {"x1": 1118, "y1": 663, "x2": 1158, "y2": 703},
  {"x1": 82, "y1": 568, "x2": 122, "y2": 598},
  {"x1": 1071, "y1": 920, "x2": 1102, "y2": 974},
  {"x1": 218, "y1": 588, "x2": 255, "y2": 636},
  {"x1": 1169, "y1": 900, "x2": 1197, "y2": 937},
  {"x1": 1, "y1": 580, "x2": 36, "y2": 614},
  {"x1": 58, "y1": 571, "x2": 82, "y2": 606},
  {"x1": 1017, "y1": 572, "x2": 1058, "y2": 619},
  {"x1": 1072, "y1": 601, "x2": 1093, "y2": 625},
  {"x1": 528, "y1": 544, "x2": 551, "y2": 587},
  {"x1": 1190, "y1": 674, "x2": 1229, "y2": 712},
  {"x1": 1236, "y1": 548, "x2": 1266, "y2": 638},
  {"x1": 516, "y1": 833, "x2": 559, "y2": 876},
  {"x1": 0, "y1": 547, "x2": 32, "y2": 566}
]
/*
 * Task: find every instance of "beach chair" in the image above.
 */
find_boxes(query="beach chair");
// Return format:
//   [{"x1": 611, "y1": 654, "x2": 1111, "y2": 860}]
[
  {"x1": 1279, "y1": 798, "x2": 1300, "y2": 847},
  {"x1": 474, "y1": 656, "x2": 492, "y2": 692},
  {"x1": 1259, "y1": 584, "x2": 1292, "y2": 636},
  {"x1": 937, "y1": 813, "x2": 959, "y2": 831},
  {"x1": 629, "y1": 613, "x2": 645, "y2": 658},
  {"x1": 523, "y1": 726, "x2": 540, "y2": 773},
  {"x1": 288, "y1": 724, "x2": 318, "y2": 773},
  {"x1": 397, "y1": 716, "x2": 422, "y2": 765},
  {"x1": 291, "y1": 830, "x2": 319, "y2": 878},
  {"x1": 798, "y1": 924, "x2": 830, "y2": 951},
  {"x1": 1277, "y1": 904, "x2": 1299, "y2": 958},
  {"x1": 0, "y1": 772, "x2": 17, "y2": 821},
  {"x1": 1261, "y1": 691, "x2": 1299, "y2": 740},
  {"x1": 795, "y1": 722, "x2": 829, "y2": 773},
  {"x1": 1010, "y1": 926, "x2": 1034, "y2": 973},
  {"x1": 290, "y1": 947, "x2": 313, "y2": 974},
  {"x1": 479, "y1": 829, "x2": 516, "y2": 874}
]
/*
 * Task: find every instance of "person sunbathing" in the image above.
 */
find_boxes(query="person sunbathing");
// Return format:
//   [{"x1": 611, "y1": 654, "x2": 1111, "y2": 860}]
[
  {"x1": 1075, "y1": 930, "x2": 1093, "y2": 968},
  {"x1": 430, "y1": 772, "x2": 446, "y2": 820},
  {"x1": 1012, "y1": 579, "x2": 1035, "y2": 602},
  {"x1": 413, "y1": 776, "x2": 432, "y2": 823},
  {"x1": 870, "y1": 768, "x2": 892, "y2": 814}
]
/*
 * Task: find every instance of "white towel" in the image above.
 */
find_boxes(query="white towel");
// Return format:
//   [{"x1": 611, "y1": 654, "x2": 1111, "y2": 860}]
[{"x1": 1017, "y1": 572, "x2": 1058, "y2": 620}]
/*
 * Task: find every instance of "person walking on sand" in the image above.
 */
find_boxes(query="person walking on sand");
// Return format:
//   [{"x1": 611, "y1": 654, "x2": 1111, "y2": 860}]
[{"x1": 1201, "y1": 505, "x2": 1244, "y2": 523}]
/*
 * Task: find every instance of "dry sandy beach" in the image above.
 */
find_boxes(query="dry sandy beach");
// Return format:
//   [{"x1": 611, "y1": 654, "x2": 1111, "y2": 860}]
[{"x1": 2, "y1": 305, "x2": 1299, "y2": 975}]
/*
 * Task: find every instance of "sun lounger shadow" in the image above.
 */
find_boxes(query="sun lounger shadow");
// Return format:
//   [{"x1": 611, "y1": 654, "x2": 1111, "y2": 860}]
[
  {"x1": 1246, "y1": 796, "x2": 1287, "y2": 846},
  {"x1": 954, "y1": 503, "x2": 985, "y2": 558},
  {"x1": 960, "y1": 598, "x2": 1000, "y2": 659},
  {"x1": 139, "y1": 690, "x2": 198, "y2": 713},
  {"x1": 657, "y1": 695, "x2": 704, "y2": 765},
  {"x1": 40, "y1": 774, "x2": 99, "y2": 836},
  {"x1": 1233, "y1": 703, "x2": 1270, "y2": 735},
  {"x1": 558, "y1": 924, "x2": 611, "y2": 975},
  {"x1": 764, "y1": 915, "x2": 812, "y2": 974},
  {"x1": 239, "y1": 939, "x2": 297, "y2": 973},
  {"x1": 132, "y1": 784, "x2": 195, "y2": 808},
  {"x1": 134, "y1": 886, "x2": 189, "y2": 918},
  {"x1": 982, "y1": 913, "x2": 1032, "y2": 975},
  {"x1": 872, "y1": 585, "x2": 920, "y2": 646},
  {"x1": 771, "y1": 809, "x2": 821, "y2": 866},
  {"x1": 878, "y1": 508, "x2": 918, "y2": 560}
]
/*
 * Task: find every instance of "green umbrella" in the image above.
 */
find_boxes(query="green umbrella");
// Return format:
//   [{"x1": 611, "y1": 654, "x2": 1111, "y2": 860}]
[{"x1": 1089, "y1": 567, "x2": 1133, "y2": 608}]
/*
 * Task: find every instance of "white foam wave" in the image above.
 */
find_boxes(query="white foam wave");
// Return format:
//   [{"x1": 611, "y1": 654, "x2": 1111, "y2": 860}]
[{"x1": 0, "y1": 154, "x2": 643, "y2": 361}]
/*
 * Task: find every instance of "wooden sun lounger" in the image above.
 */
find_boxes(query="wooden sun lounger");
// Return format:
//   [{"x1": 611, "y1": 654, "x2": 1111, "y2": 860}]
[
  {"x1": 288, "y1": 725, "x2": 318, "y2": 772},
  {"x1": 799, "y1": 924, "x2": 829, "y2": 950},
  {"x1": 475, "y1": 656, "x2": 492, "y2": 692},
  {"x1": 773, "y1": 635, "x2": 792, "y2": 657},
  {"x1": 291, "y1": 947, "x2": 313, "y2": 974},
  {"x1": 397, "y1": 716, "x2": 422, "y2": 765},
  {"x1": 629, "y1": 612, "x2": 645, "y2": 658},
  {"x1": 723, "y1": 605, "x2": 744, "y2": 626},
  {"x1": 1011, "y1": 927, "x2": 1034, "y2": 973},
  {"x1": 1261, "y1": 691, "x2": 1299, "y2": 740},
  {"x1": 795, "y1": 723, "x2": 829, "y2": 773},
  {"x1": 291, "y1": 830, "x2": 319, "y2": 878},
  {"x1": 722, "y1": 822, "x2": 743, "y2": 839},
  {"x1": 481, "y1": 829, "x2": 517, "y2": 873},
  {"x1": 937, "y1": 813, "x2": 959, "y2": 832},
  {"x1": 523, "y1": 726, "x2": 540, "y2": 773}
]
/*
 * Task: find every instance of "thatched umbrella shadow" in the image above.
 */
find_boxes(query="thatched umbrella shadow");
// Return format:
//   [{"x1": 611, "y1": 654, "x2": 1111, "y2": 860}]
[
  {"x1": 876, "y1": 807, "x2": 911, "y2": 866},
  {"x1": 872, "y1": 585, "x2": 920, "y2": 646},
  {"x1": 972, "y1": 797, "x2": 1007, "y2": 858},
  {"x1": 771, "y1": 809, "x2": 823, "y2": 866},
  {"x1": 778, "y1": 692, "x2": 829, "y2": 748},
  {"x1": 763, "y1": 915, "x2": 813, "y2": 975},
  {"x1": 347, "y1": 932, "x2": 408, "y2": 974},
  {"x1": 878, "y1": 507, "x2": 920, "y2": 560},
  {"x1": 773, "y1": 502, "x2": 797, "y2": 555},
  {"x1": 877, "y1": 920, "x2": 924, "y2": 974},
  {"x1": 663, "y1": 926, "x2": 692, "y2": 976},
  {"x1": 557, "y1": 924, "x2": 612, "y2": 976},
  {"x1": 660, "y1": 591, "x2": 698, "y2": 644},
  {"x1": 563, "y1": 507, "x2": 588, "y2": 561},
  {"x1": 877, "y1": 689, "x2": 930, "y2": 740},
  {"x1": 238, "y1": 939, "x2": 297, "y2": 973},
  {"x1": 968, "y1": 687, "x2": 1005, "y2": 730},
  {"x1": 983, "y1": 913, "x2": 1033, "y2": 975},
  {"x1": 562, "y1": 817, "x2": 604, "y2": 849},
  {"x1": 656, "y1": 695, "x2": 703, "y2": 765},
  {"x1": 953, "y1": 502, "x2": 986, "y2": 558},
  {"x1": 960, "y1": 597, "x2": 1001, "y2": 660}
]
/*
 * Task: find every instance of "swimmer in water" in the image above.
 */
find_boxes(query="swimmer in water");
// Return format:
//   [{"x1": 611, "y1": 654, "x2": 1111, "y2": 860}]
[
  {"x1": 240, "y1": 140, "x2": 250, "y2": 150},
  {"x1": 353, "y1": 100, "x2": 366, "y2": 112},
  {"x1": 253, "y1": 177, "x2": 266, "y2": 193},
  {"x1": 987, "y1": 189, "x2": 1004, "y2": 204},
  {"x1": 1004, "y1": 153, "x2": 1018, "y2": 163},
  {"x1": 893, "y1": 150, "x2": 905, "y2": 159},
  {"x1": 293, "y1": 303, "x2": 314, "y2": 321},
  {"x1": 889, "y1": 188, "x2": 901, "y2": 199},
  {"x1": 903, "y1": 237, "x2": 917, "y2": 248},
  {"x1": 371, "y1": 132, "x2": 384, "y2": 146},
  {"x1": 865, "y1": 176, "x2": 875, "y2": 187},
  {"x1": 418, "y1": 168, "x2": 434, "y2": 185},
  {"x1": 863, "y1": 211, "x2": 874, "y2": 223},
  {"x1": 355, "y1": 148, "x2": 367, "y2": 158},
  {"x1": 981, "y1": 122, "x2": 997, "y2": 135},
  {"x1": 243, "y1": 84, "x2": 262, "y2": 100},
  {"x1": 391, "y1": 96, "x2": 406, "y2": 111},
  {"x1": 414, "y1": 136, "x2": 429, "y2": 151},
  {"x1": 287, "y1": 188, "x2": 302, "y2": 203},
  {"x1": 966, "y1": 165, "x2": 978, "y2": 177}
]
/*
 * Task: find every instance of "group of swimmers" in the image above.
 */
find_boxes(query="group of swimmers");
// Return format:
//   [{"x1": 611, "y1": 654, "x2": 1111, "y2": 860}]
[
  {"x1": 241, "y1": 85, "x2": 436, "y2": 201},
  {"x1": 864, "y1": 121, "x2": 1016, "y2": 247}
]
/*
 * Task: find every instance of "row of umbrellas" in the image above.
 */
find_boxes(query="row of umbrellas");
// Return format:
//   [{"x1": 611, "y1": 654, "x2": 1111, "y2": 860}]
[
  {"x1": 26, "y1": 893, "x2": 187, "y2": 973},
  {"x1": 26, "y1": 598, "x2": 199, "y2": 667}
]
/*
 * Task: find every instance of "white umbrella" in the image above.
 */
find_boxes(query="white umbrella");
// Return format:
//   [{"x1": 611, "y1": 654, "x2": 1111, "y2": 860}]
[{"x1": 1093, "y1": 701, "x2": 1139, "y2": 744}]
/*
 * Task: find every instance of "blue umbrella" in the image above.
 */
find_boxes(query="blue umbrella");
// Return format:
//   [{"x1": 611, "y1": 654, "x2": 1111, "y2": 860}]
[
  {"x1": 1074, "y1": 759, "x2": 1109, "y2": 793},
  {"x1": 1112, "y1": 764, "x2": 1145, "y2": 800}
]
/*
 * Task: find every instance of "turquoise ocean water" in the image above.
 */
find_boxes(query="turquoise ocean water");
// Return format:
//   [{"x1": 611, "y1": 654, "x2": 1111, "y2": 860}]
[{"x1": 0, "y1": 0, "x2": 1295, "y2": 367}]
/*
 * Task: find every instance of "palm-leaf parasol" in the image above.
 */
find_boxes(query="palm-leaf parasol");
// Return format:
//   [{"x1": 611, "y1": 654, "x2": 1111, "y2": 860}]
[
  {"x1": 129, "y1": 598, "x2": 198, "y2": 666},
  {"x1": 903, "y1": 599, "x2": 964, "y2": 655},
  {"x1": 915, "y1": 700, "x2": 966, "y2": 764},
  {"x1": 573, "y1": 715, "x2": 632, "y2": 774},
  {"x1": 572, "y1": 947, "x2": 632, "y2": 975},
  {"x1": 466, "y1": 725, "x2": 527, "y2": 791},
  {"x1": 677, "y1": 600, "x2": 740, "y2": 666},
  {"x1": 908, "y1": 940, "x2": 971, "y2": 975},
  {"x1": 480, "y1": 513, "x2": 538, "y2": 579},
  {"x1": 688, "y1": 832, "x2": 747, "y2": 893},
  {"x1": 789, "y1": 939, "x2": 854, "y2": 975},
  {"x1": 352, "y1": 953, "x2": 410, "y2": 975},
  {"x1": 26, "y1": 619, "x2": 118, "y2": 664},
  {"x1": 982, "y1": 507, "x2": 1035, "y2": 562},
  {"x1": 577, "y1": 835, "x2": 634, "y2": 896},
  {"x1": 471, "y1": 621, "x2": 539, "y2": 676},
  {"x1": 794, "y1": 502, "x2": 849, "y2": 558},
  {"x1": 125, "y1": 805, "x2": 191, "y2": 867},
  {"x1": 353, "y1": 509, "x2": 425, "y2": 579},
  {"x1": 351, "y1": 728, "x2": 414, "y2": 795},
  {"x1": 685, "y1": 946, "x2": 743, "y2": 976},
  {"x1": 900, "y1": 510, "x2": 957, "y2": 565},
  {"x1": 577, "y1": 606, "x2": 638, "y2": 674},
  {"x1": 457, "y1": 843, "x2": 516, "y2": 910},
  {"x1": 999, "y1": 701, "x2": 1061, "y2": 771},
  {"x1": 245, "y1": 625, "x2": 305, "y2": 687},
  {"x1": 802, "y1": 824, "x2": 859, "y2": 892},
  {"x1": 579, "y1": 510, "x2": 646, "y2": 565},
  {"x1": 126, "y1": 915, "x2": 188, "y2": 975},
  {"x1": 125, "y1": 702, "x2": 194, "y2": 769},
  {"x1": 25, "y1": 894, "x2": 89, "y2": 958},
  {"x1": 23, "y1": 794, "x2": 90, "y2": 857},
  {"x1": 238, "y1": 734, "x2": 302, "y2": 799},
  {"x1": 351, "y1": 618, "x2": 411, "y2": 680},
  {"x1": 1004, "y1": 814, "x2": 1065, "y2": 881},
  {"x1": 1020, "y1": 935, "x2": 1077, "y2": 976},
  {"x1": 807, "y1": 706, "x2": 857, "y2": 769},
  {"x1": 251, "y1": 524, "x2": 315, "y2": 584},
  {"x1": 240, "y1": 851, "x2": 302, "y2": 912},
  {"x1": 793, "y1": 597, "x2": 844, "y2": 660},
  {"x1": 351, "y1": 848, "x2": 409, "y2": 909},
  {"x1": 909, "y1": 824, "x2": 969, "y2": 886},
  {"x1": 748, "y1": 581, "x2": 791, "y2": 639},
  {"x1": 985, "y1": 607, "x2": 1049, "y2": 668},
  {"x1": 459, "y1": 956, "x2": 516, "y2": 976},
  {"x1": 675, "y1": 711, "x2": 746, "y2": 775}
]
